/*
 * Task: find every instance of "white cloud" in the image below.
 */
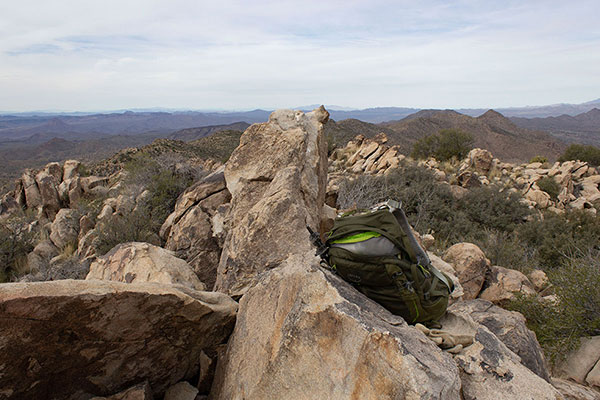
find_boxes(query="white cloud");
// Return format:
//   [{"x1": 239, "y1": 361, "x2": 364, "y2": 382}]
[{"x1": 0, "y1": 0, "x2": 599, "y2": 111}]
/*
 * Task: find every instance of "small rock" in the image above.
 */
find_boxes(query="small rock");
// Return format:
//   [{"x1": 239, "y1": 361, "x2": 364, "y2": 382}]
[{"x1": 164, "y1": 382, "x2": 199, "y2": 400}]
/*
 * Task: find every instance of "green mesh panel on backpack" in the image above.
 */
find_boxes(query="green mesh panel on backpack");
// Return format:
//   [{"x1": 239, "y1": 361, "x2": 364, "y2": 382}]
[{"x1": 326, "y1": 209, "x2": 453, "y2": 325}]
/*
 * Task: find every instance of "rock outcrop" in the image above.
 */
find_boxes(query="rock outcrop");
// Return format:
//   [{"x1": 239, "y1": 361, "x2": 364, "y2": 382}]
[
  {"x1": 443, "y1": 243, "x2": 490, "y2": 300},
  {"x1": 161, "y1": 168, "x2": 231, "y2": 289},
  {"x1": 211, "y1": 262, "x2": 462, "y2": 399},
  {"x1": 0, "y1": 280, "x2": 237, "y2": 399},
  {"x1": 555, "y1": 336, "x2": 600, "y2": 387},
  {"x1": 449, "y1": 299, "x2": 551, "y2": 381},
  {"x1": 214, "y1": 107, "x2": 329, "y2": 296},
  {"x1": 86, "y1": 242, "x2": 206, "y2": 291},
  {"x1": 479, "y1": 265, "x2": 537, "y2": 305}
]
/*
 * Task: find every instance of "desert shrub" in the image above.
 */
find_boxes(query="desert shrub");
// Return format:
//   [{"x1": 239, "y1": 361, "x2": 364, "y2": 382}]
[
  {"x1": 336, "y1": 163, "x2": 531, "y2": 254},
  {"x1": 529, "y1": 155, "x2": 548, "y2": 164},
  {"x1": 0, "y1": 213, "x2": 36, "y2": 281},
  {"x1": 412, "y1": 129, "x2": 474, "y2": 161},
  {"x1": 94, "y1": 205, "x2": 160, "y2": 256},
  {"x1": 517, "y1": 210, "x2": 600, "y2": 269},
  {"x1": 536, "y1": 176, "x2": 560, "y2": 200},
  {"x1": 559, "y1": 144, "x2": 600, "y2": 166},
  {"x1": 508, "y1": 253, "x2": 600, "y2": 365}
]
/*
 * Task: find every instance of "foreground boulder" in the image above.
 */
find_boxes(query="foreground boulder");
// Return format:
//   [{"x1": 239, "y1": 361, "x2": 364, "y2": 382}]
[
  {"x1": 449, "y1": 299, "x2": 551, "y2": 381},
  {"x1": 211, "y1": 261, "x2": 462, "y2": 399},
  {"x1": 441, "y1": 304, "x2": 562, "y2": 399},
  {"x1": 0, "y1": 280, "x2": 237, "y2": 399},
  {"x1": 86, "y1": 242, "x2": 206, "y2": 291},
  {"x1": 215, "y1": 107, "x2": 329, "y2": 296}
]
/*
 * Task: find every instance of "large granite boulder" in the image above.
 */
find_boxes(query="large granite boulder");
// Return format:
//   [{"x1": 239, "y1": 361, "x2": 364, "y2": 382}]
[
  {"x1": 49, "y1": 208, "x2": 80, "y2": 249},
  {"x1": 0, "y1": 280, "x2": 237, "y2": 399},
  {"x1": 479, "y1": 265, "x2": 537, "y2": 305},
  {"x1": 35, "y1": 167, "x2": 62, "y2": 219},
  {"x1": 443, "y1": 243, "x2": 490, "y2": 299},
  {"x1": 441, "y1": 304, "x2": 562, "y2": 400},
  {"x1": 555, "y1": 336, "x2": 600, "y2": 387},
  {"x1": 449, "y1": 299, "x2": 551, "y2": 381},
  {"x1": 211, "y1": 261, "x2": 462, "y2": 399},
  {"x1": 86, "y1": 242, "x2": 206, "y2": 291},
  {"x1": 214, "y1": 107, "x2": 329, "y2": 296},
  {"x1": 162, "y1": 169, "x2": 231, "y2": 289}
]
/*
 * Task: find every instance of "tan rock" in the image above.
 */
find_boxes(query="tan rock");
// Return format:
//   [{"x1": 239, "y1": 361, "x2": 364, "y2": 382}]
[
  {"x1": 35, "y1": 169, "x2": 61, "y2": 218},
  {"x1": 457, "y1": 171, "x2": 481, "y2": 188},
  {"x1": 90, "y1": 381, "x2": 153, "y2": 400},
  {"x1": 87, "y1": 242, "x2": 206, "y2": 291},
  {"x1": 211, "y1": 262, "x2": 462, "y2": 400},
  {"x1": 63, "y1": 160, "x2": 81, "y2": 181},
  {"x1": 164, "y1": 382, "x2": 199, "y2": 400},
  {"x1": 528, "y1": 269, "x2": 550, "y2": 292},
  {"x1": 0, "y1": 279, "x2": 237, "y2": 399},
  {"x1": 21, "y1": 169, "x2": 42, "y2": 209},
  {"x1": 587, "y1": 360, "x2": 600, "y2": 387},
  {"x1": 443, "y1": 306, "x2": 563, "y2": 400},
  {"x1": 467, "y1": 148, "x2": 494, "y2": 174},
  {"x1": 525, "y1": 189, "x2": 552, "y2": 208},
  {"x1": 421, "y1": 233, "x2": 435, "y2": 250},
  {"x1": 449, "y1": 299, "x2": 551, "y2": 381},
  {"x1": 479, "y1": 265, "x2": 537, "y2": 305},
  {"x1": 49, "y1": 208, "x2": 80, "y2": 249},
  {"x1": 443, "y1": 243, "x2": 490, "y2": 299},
  {"x1": 348, "y1": 140, "x2": 379, "y2": 165},
  {"x1": 570, "y1": 197, "x2": 594, "y2": 210},
  {"x1": 362, "y1": 144, "x2": 387, "y2": 172},
  {"x1": 81, "y1": 176, "x2": 109, "y2": 193},
  {"x1": 450, "y1": 184, "x2": 468, "y2": 200},
  {"x1": 215, "y1": 107, "x2": 329, "y2": 296},
  {"x1": 555, "y1": 336, "x2": 600, "y2": 384},
  {"x1": 552, "y1": 378, "x2": 600, "y2": 400}
]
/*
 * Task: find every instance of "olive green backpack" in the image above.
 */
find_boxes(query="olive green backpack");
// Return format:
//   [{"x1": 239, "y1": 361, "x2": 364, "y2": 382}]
[{"x1": 324, "y1": 201, "x2": 454, "y2": 326}]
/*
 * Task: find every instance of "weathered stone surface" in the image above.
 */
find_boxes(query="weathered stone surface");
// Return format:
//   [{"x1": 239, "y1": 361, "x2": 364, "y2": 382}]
[
  {"x1": 87, "y1": 242, "x2": 206, "y2": 291},
  {"x1": 49, "y1": 208, "x2": 80, "y2": 249},
  {"x1": 0, "y1": 193, "x2": 19, "y2": 216},
  {"x1": 63, "y1": 160, "x2": 82, "y2": 181},
  {"x1": 457, "y1": 171, "x2": 482, "y2": 188},
  {"x1": 529, "y1": 269, "x2": 550, "y2": 292},
  {"x1": 552, "y1": 378, "x2": 600, "y2": 400},
  {"x1": 443, "y1": 243, "x2": 490, "y2": 299},
  {"x1": 0, "y1": 279, "x2": 237, "y2": 399},
  {"x1": 81, "y1": 176, "x2": 110, "y2": 193},
  {"x1": 467, "y1": 148, "x2": 494, "y2": 174},
  {"x1": 215, "y1": 107, "x2": 329, "y2": 296},
  {"x1": 211, "y1": 262, "x2": 461, "y2": 400},
  {"x1": 21, "y1": 169, "x2": 42, "y2": 210},
  {"x1": 164, "y1": 382, "x2": 198, "y2": 400},
  {"x1": 35, "y1": 169, "x2": 61, "y2": 219},
  {"x1": 479, "y1": 265, "x2": 537, "y2": 304},
  {"x1": 555, "y1": 336, "x2": 600, "y2": 385},
  {"x1": 90, "y1": 381, "x2": 153, "y2": 400},
  {"x1": 526, "y1": 189, "x2": 552, "y2": 208},
  {"x1": 587, "y1": 360, "x2": 600, "y2": 388},
  {"x1": 449, "y1": 299, "x2": 551, "y2": 381},
  {"x1": 442, "y1": 305, "x2": 562, "y2": 400},
  {"x1": 163, "y1": 170, "x2": 231, "y2": 289}
]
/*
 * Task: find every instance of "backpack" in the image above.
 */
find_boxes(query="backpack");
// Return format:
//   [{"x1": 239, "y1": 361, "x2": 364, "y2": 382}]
[{"x1": 323, "y1": 201, "x2": 454, "y2": 326}]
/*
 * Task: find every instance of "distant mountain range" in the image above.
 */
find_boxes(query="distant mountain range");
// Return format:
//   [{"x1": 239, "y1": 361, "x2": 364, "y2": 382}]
[
  {"x1": 326, "y1": 109, "x2": 565, "y2": 162},
  {"x1": 511, "y1": 108, "x2": 600, "y2": 145}
]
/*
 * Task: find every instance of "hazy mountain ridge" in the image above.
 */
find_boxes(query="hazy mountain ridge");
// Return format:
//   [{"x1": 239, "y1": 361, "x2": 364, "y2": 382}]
[
  {"x1": 379, "y1": 109, "x2": 564, "y2": 162},
  {"x1": 511, "y1": 108, "x2": 600, "y2": 145}
]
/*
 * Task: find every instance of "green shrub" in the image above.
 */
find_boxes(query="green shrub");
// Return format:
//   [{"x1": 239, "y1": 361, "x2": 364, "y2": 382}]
[
  {"x1": 559, "y1": 144, "x2": 600, "y2": 166},
  {"x1": 508, "y1": 254, "x2": 600, "y2": 365},
  {"x1": 0, "y1": 213, "x2": 36, "y2": 281},
  {"x1": 412, "y1": 129, "x2": 474, "y2": 161},
  {"x1": 517, "y1": 210, "x2": 600, "y2": 269},
  {"x1": 529, "y1": 155, "x2": 548, "y2": 164},
  {"x1": 536, "y1": 176, "x2": 560, "y2": 200}
]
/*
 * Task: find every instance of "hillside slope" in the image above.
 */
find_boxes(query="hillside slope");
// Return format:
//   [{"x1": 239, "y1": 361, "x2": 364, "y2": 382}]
[{"x1": 380, "y1": 110, "x2": 565, "y2": 162}]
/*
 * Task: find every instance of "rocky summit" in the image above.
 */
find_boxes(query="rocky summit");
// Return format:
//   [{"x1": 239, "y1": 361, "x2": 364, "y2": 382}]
[{"x1": 0, "y1": 106, "x2": 599, "y2": 399}]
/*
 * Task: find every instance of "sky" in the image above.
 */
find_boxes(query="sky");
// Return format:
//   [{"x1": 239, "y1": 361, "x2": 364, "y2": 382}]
[{"x1": 1, "y1": 0, "x2": 599, "y2": 112}]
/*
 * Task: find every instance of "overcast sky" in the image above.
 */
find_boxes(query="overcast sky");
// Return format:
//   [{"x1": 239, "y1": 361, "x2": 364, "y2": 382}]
[{"x1": 1, "y1": 0, "x2": 599, "y2": 112}]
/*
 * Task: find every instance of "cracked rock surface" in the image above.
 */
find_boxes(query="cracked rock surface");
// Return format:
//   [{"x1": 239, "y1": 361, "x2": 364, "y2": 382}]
[{"x1": 0, "y1": 280, "x2": 237, "y2": 399}]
